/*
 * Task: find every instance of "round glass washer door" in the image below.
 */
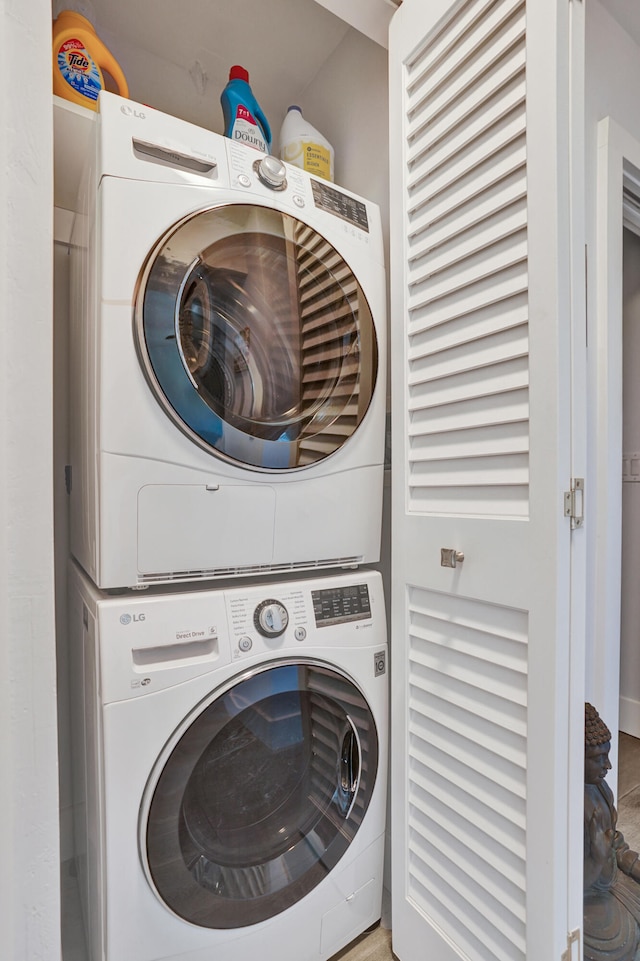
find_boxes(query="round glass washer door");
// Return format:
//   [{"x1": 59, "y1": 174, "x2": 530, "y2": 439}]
[
  {"x1": 140, "y1": 660, "x2": 379, "y2": 929},
  {"x1": 134, "y1": 204, "x2": 378, "y2": 472}
]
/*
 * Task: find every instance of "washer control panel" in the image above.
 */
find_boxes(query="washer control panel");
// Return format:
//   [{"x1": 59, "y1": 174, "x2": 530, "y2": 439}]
[
  {"x1": 312, "y1": 583, "x2": 371, "y2": 627},
  {"x1": 225, "y1": 578, "x2": 376, "y2": 660},
  {"x1": 103, "y1": 572, "x2": 382, "y2": 701},
  {"x1": 254, "y1": 599, "x2": 289, "y2": 637},
  {"x1": 227, "y1": 586, "x2": 307, "y2": 659}
]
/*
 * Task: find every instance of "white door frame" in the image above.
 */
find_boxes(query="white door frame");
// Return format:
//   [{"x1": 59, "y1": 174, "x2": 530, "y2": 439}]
[{"x1": 591, "y1": 118, "x2": 640, "y2": 775}]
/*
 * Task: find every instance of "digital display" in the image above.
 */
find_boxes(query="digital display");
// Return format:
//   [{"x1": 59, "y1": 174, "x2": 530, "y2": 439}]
[
  {"x1": 311, "y1": 584, "x2": 371, "y2": 627},
  {"x1": 311, "y1": 180, "x2": 370, "y2": 233}
]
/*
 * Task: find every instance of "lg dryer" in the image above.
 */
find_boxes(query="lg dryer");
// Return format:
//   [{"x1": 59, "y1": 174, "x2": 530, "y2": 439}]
[
  {"x1": 69, "y1": 92, "x2": 386, "y2": 589},
  {"x1": 68, "y1": 561, "x2": 388, "y2": 961}
]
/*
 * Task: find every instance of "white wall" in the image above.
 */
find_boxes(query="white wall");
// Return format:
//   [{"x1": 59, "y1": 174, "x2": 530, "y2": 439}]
[
  {"x1": 79, "y1": 0, "x2": 354, "y2": 147},
  {"x1": 585, "y1": 1, "x2": 640, "y2": 739},
  {"x1": 0, "y1": 2, "x2": 61, "y2": 959},
  {"x1": 54, "y1": 242, "x2": 73, "y2": 860},
  {"x1": 619, "y1": 228, "x2": 640, "y2": 734}
]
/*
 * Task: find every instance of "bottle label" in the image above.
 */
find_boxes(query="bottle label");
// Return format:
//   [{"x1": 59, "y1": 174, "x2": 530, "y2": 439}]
[
  {"x1": 302, "y1": 143, "x2": 332, "y2": 181},
  {"x1": 57, "y1": 39, "x2": 102, "y2": 101},
  {"x1": 283, "y1": 140, "x2": 332, "y2": 181},
  {"x1": 232, "y1": 105, "x2": 267, "y2": 153}
]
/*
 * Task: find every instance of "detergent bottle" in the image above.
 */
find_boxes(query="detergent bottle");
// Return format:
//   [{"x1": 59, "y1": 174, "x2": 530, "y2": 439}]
[
  {"x1": 220, "y1": 66, "x2": 271, "y2": 154},
  {"x1": 279, "y1": 105, "x2": 334, "y2": 182},
  {"x1": 53, "y1": 10, "x2": 129, "y2": 111}
]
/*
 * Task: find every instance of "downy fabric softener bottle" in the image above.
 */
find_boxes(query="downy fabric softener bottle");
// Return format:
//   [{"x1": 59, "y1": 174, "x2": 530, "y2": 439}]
[{"x1": 221, "y1": 66, "x2": 271, "y2": 153}]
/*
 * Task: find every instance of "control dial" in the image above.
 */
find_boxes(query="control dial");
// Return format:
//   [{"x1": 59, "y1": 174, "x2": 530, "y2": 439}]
[
  {"x1": 254, "y1": 599, "x2": 289, "y2": 638},
  {"x1": 254, "y1": 156, "x2": 287, "y2": 190}
]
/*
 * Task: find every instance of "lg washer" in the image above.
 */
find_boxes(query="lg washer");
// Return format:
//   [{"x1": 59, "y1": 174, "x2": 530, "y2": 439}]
[
  {"x1": 69, "y1": 92, "x2": 386, "y2": 589},
  {"x1": 68, "y1": 561, "x2": 388, "y2": 961}
]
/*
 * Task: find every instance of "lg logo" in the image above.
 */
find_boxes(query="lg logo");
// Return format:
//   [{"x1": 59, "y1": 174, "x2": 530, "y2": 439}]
[
  {"x1": 120, "y1": 613, "x2": 146, "y2": 625},
  {"x1": 120, "y1": 104, "x2": 146, "y2": 120}
]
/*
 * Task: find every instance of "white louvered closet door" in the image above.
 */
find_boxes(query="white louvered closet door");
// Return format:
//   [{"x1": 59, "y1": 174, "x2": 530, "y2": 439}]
[{"x1": 389, "y1": 1, "x2": 585, "y2": 960}]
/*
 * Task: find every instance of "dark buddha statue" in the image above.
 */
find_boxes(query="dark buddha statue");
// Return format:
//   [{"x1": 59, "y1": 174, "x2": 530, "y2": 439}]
[{"x1": 584, "y1": 703, "x2": 640, "y2": 961}]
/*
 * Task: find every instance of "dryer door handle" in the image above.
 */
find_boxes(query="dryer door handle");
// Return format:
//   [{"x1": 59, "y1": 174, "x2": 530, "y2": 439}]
[{"x1": 339, "y1": 715, "x2": 362, "y2": 820}]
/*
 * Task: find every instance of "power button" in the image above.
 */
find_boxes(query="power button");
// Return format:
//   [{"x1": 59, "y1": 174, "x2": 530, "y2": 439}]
[{"x1": 237, "y1": 174, "x2": 251, "y2": 188}]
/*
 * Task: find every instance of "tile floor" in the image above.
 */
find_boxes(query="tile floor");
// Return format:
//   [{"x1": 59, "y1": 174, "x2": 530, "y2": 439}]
[
  {"x1": 617, "y1": 731, "x2": 640, "y2": 852},
  {"x1": 333, "y1": 924, "x2": 394, "y2": 961},
  {"x1": 61, "y1": 733, "x2": 640, "y2": 961}
]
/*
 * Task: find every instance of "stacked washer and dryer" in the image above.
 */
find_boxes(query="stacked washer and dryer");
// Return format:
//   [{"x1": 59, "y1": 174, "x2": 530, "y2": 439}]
[{"x1": 67, "y1": 91, "x2": 388, "y2": 961}]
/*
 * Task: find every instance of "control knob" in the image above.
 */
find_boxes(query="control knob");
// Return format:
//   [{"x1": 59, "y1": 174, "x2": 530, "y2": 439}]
[
  {"x1": 254, "y1": 155, "x2": 287, "y2": 190},
  {"x1": 254, "y1": 599, "x2": 289, "y2": 638}
]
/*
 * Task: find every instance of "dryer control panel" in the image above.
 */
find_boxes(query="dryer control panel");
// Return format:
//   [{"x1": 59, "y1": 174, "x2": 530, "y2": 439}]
[{"x1": 225, "y1": 138, "x2": 374, "y2": 241}]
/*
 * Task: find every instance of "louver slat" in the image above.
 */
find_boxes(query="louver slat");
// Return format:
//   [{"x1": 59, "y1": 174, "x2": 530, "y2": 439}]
[
  {"x1": 405, "y1": 0, "x2": 528, "y2": 521},
  {"x1": 405, "y1": 0, "x2": 523, "y2": 104},
  {"x1": 407, "y1": 29, "x2": 526, "y2": 171},
  {"x1": 408, "y1": 132, "x2": 526, "y2": 228},
  {"x1": 407, "y1": 584, "x2": 528, "y2": 961}
]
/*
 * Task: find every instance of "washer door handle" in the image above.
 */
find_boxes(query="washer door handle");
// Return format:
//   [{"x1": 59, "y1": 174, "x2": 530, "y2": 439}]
[{"x1": 339, "y1": 715, "x2": 362, "y2": 820}]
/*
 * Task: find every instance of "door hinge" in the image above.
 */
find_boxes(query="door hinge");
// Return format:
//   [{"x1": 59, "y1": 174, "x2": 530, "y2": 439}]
[
  {"x1": 564, "y1": 478, "x2": 584, "y2": 529},
  {"x1": 561, "y1": 928, "x2": 581, "y2": 961}
]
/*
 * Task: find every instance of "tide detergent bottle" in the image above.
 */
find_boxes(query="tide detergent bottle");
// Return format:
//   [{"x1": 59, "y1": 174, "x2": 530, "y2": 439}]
[
  {"x1": 221, "y1": 66, "x2": 271, "y2": 154},
  {"x1": 53, "y1": 10, "x2": 128, "y2": 111}
]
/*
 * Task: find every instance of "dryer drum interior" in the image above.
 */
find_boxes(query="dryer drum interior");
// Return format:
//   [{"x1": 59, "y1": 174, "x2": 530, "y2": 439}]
[
  {"x1": 142, "y1": 661, "x2": 379, "y2": 928},
  {"x1": 134, "y1": 204, "x2": 378, "y2": 471}
]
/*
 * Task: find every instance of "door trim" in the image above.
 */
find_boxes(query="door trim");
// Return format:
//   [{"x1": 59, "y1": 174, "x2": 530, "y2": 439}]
[{"x1": 592, "y1": 118, "x2": 640, "y2": 778}]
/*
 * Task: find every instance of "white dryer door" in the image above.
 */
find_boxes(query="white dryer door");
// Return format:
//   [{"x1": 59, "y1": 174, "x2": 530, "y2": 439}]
[
  {"x1": 140, "y1": 660, "x2": 379, "y2": 928},
  {"x1": 134, "y1": 204, "x2": 378, "y2": 471}
]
